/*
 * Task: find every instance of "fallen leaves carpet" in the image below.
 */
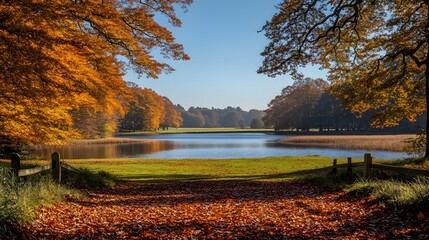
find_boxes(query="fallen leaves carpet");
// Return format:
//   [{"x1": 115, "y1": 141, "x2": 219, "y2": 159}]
[{"x1": 25, "y1": 180, "x2": 428, "y2": 239}]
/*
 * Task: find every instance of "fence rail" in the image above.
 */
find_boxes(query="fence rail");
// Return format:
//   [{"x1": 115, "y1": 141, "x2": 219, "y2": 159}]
[
  {"x1": 18, "y1": 164, "x2": 52, "y2": 177},
  {"x1": 330, "y1": 153, "x2": 429, "y2": 178},
  {"x1": 371, "y1": 164, "x2": 429, "y2": 177},
  {"x1": 61, "y1": 162, "x2": 82, "y2": 174},
  {"x1": 9, "y1": 152, "x2": 81, "y2": 183},
  {"x1": 6, "y1": 152, "x2": 429, "y2": 183}
]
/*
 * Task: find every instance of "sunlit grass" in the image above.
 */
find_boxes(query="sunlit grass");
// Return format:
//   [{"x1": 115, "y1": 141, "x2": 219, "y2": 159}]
[
  {"x1": 280, "y1": 134, "x2": 414, "y2": 152},
  {"x1": 63, "y1": 156, "x2": 353, "y2": 181},
  {"x1": 350, "y1": 177, "x2": 429, "y2": 210}
]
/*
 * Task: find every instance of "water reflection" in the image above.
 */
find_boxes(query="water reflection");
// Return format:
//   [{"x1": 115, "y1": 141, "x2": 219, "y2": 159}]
[
  {"x1": 34, "y1": 141, "x2": 176, "y2": 159},
  {"x1": 33, "y1": 133, "x2": 409, "y2": 160}
]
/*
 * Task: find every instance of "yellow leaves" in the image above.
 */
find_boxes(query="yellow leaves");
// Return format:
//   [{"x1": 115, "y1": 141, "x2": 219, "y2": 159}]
[
  {"x1": 1, "y1": 0, "x2": 191, "y2": 145},
  {"x1": 0, "y1": 97, "x2": 81, "y2": 145}
]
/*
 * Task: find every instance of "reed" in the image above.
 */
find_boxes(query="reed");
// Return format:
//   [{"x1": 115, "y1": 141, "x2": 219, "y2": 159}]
[{"x1": 280, "y1": 134, "x2": 415, "y2": 152}]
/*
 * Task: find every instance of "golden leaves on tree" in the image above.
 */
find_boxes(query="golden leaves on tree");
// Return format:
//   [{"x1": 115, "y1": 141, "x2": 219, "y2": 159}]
[
  {"x1": 0, "y1": 0, "x2": 191, "y2": 145},
  {"x1": 121, "y1": 86, "x2": 183, "y2": 131},
  {"x1": 259, "y1": 0, "x2": 428, "y2": 128}
]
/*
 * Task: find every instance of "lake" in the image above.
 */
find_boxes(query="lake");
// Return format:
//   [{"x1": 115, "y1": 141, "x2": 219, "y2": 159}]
[{"x1": 34, "y1": 133, "x2": 409, "y2": 160}]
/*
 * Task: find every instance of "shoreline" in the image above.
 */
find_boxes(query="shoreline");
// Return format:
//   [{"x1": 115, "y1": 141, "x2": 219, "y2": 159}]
[{"x1": 70, "y1": 133, "x2": 415, "y2": 152}]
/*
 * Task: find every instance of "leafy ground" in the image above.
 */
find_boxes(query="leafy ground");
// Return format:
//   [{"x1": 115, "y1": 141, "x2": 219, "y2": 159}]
[
  {"x1": 24, "y1": 180, "x2": 429, "y2": 239},
  {"x1": 5, "y1": 157, "x2": 428, "y2": 239}
]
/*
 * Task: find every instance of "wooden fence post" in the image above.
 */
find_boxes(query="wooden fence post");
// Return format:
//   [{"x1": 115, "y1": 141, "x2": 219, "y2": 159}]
[
  {"x1": 347, "y1": 157, "x2": 352, "y2": 175},
  {"x1": 10, "y1": 153, "x2": 20, "y2": 177},
  {"x1": 332, "y1": 159, "x2": 337, "y2": 175},
  {"x1": 51, "y1": 152, "x2": 61, "y2": 183},
  {"x1": 364, "y1": 153, "x2": 372, "y2": 179}
]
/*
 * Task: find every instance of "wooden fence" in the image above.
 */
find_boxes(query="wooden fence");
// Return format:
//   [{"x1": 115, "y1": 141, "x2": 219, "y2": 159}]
[
  {"x1": 331, "y1": 153, "x2": 429, "y2": 178},
  {"x1": 9, "y1": 152, "x2": 81, "y2": 183},
  {"x1": 6, "y1": 152, "x2": 429, "y2": 182}
]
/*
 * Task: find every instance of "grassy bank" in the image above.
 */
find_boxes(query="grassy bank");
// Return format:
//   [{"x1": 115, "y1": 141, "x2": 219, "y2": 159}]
[
  {"x1": 280, "y1": 134, "x2": 414, "y2": 152},
  {"x1": 63, "y1": 156, "x2": 347, "y2": 181}
]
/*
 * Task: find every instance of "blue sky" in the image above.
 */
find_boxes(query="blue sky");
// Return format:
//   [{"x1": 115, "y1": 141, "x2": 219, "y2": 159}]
[{"x1": 124, "y1": 0, "x2": 326, "y2": 111}]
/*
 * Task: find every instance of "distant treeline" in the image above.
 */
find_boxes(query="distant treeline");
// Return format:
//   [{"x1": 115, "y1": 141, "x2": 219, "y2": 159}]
[
  {"x1": 118, "y1": 83, "x2": 266, "y2": 131},
  {"x1": 120, "y1": 78, "x2": 424, "y2": 133},
  {"x1": 176, "y1": 106, "x2": 266, "y2": 129},
  {"x1": 264, "y1": 77, "x2": 425, "y2": 133}
]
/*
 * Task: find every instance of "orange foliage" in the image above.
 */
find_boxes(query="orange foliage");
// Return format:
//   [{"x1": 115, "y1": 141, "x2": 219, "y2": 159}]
[
  {"x1": 121, "y1": 87, "x2": 182, "y2": 131},
  {"x1": 0, "y1": 0, "x2": 191, "y2": 146},
  {"x1": 162, "y1": 96, "x2": 183, "y2": 129}
]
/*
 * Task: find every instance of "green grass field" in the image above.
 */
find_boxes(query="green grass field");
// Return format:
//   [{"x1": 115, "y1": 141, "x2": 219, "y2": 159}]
[{"x1": 63, "y1": 156, "x2": 352, "y2": 181}]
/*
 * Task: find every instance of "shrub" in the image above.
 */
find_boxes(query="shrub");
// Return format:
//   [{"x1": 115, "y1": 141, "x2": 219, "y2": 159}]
[{"x1": 0, "y1": 168, "x2": 76, "y2": 237}]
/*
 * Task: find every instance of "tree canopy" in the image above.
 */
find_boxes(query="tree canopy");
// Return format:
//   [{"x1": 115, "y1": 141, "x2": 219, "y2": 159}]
[
  {"x1": 179, "y1": 107, "x2": 265, "y2": 128},
  {"x1": 263, "y1": 77, "x2": 423, "y2": 132},
  {"x1": 259, "y1": 0, "x2": 429, "y2": 155},
  {"x1": 0, "y1": 0, "x2": 191, "y2": 147},
  {"x1": 264, "y1": 76, "x2": 326, "y2": 131},
  {"x1": 120, "y1": 86, "x2": 183, "y2": 131}
]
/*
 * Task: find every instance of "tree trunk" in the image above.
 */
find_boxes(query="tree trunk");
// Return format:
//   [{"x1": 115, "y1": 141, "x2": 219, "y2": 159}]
[
  {"x1": 425, "y1": 62, "x2": 429, "y2": 158},
  {"x1": 425, "y1": 5, "x2": 429, "y2": 159}
]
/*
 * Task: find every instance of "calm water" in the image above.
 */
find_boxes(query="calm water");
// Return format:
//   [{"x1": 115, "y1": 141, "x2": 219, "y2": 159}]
[{"x1": 34, "y1": 133, "x2": 409, "y2": 160}]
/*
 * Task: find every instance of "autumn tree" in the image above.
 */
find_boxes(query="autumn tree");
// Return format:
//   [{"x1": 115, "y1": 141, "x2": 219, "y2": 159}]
[
  {"x1": 259, "y1": 1, "x2": 429, "y2": 156},
  {"x1": 161, "y1": 96, "x2": 183, "y2": 129},
  {"x1": 0, "y1": 0, "x2": 191, "y2": 148},
  {"x1": 121, "y1": 87, "x2": 166, "y2": 131},
  {"x1": 263, "y1": 77, "x2": 325, "y2": 131}
]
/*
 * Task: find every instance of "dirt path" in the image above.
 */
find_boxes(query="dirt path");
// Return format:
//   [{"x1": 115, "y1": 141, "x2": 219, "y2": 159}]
[{"x1": 26, "y1": 181, "x2": 428, "y2": 239}]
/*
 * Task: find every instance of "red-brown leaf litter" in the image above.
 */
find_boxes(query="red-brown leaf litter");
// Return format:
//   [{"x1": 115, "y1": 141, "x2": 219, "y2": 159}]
[{"x1": 25, "y1": 181, "x2": 429, "y2": 239}]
